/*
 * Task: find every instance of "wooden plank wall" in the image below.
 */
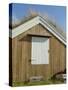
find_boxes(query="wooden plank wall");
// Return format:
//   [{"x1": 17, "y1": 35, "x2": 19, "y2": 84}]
[
  {"x1": 50, "y1": 36, "x2": 66, "y2": 77},
  {"x1": 11, "y1": 24, "x2": 66, "y2": 83}
]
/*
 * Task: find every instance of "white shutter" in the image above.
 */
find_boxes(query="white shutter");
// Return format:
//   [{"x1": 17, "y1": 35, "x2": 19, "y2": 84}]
[{"x1": 31, "y1": 37, "x2": 49, "y2": 64}]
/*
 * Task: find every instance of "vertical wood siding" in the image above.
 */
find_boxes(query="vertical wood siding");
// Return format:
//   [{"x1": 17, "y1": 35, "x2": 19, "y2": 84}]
[{"x1": 11, "y1": 24, "x2": 66, "y2": 83}]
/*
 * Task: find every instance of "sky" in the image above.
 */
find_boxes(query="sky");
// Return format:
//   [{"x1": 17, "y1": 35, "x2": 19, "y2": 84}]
[{"x1": 9, "y1": 3, "x2": 66, "y2": 31}]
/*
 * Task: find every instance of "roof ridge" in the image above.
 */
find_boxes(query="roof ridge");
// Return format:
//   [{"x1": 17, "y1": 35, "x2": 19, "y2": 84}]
[
  {"x1": 9, "y1": 13, "x2": 66, "y2": 40},
  {"x1": 9, "y1": 15, "x2": 66, "y2": 45}
]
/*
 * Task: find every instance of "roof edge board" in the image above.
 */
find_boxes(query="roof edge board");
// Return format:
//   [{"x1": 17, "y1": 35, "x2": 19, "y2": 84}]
[
  {"x1": 39, "y1": 16, "x2": 66, "y2": 42},
  {"x1": 9, "y1": 29, "x2": 12, "y2": 38},
  {"x1": 10, "y1": 16, "x2": 40, "y2": 38},
  {"x1": 40, "y1": 21, "x2": 66, "y2": 45},
  {"x1": 9, "y1": 16, "x2": 66, "y2": 45}
]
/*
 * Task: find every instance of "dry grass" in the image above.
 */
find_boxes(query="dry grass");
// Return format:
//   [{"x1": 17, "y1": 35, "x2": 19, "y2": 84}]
[{"x1": 9, "y1": 10, "x2": 66, "y2": 39}]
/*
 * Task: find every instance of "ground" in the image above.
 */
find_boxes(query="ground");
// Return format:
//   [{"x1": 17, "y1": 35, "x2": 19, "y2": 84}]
[{"x1": 12, "y1": 78, "x2": 66, "y2": 87}]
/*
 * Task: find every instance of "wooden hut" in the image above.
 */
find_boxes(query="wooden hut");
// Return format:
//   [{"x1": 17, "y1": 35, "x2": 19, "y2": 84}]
[{"x1": 9, "y1": 15, "x2": 66, "y2": 86}]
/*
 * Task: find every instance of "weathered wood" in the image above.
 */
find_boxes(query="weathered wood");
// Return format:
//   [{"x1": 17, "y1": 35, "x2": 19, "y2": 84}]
[
  {"x1": 10, "y1": 24, "x2": 66, "y2": 84},
  {"x1": 30, "y1": 76, "x2": 43, "y2": 82}
]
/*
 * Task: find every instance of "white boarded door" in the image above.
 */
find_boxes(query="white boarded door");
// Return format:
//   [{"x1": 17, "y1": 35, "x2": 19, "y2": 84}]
[{"x1": 31, "y1": 37, "x2": 49, "y2": 64}]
